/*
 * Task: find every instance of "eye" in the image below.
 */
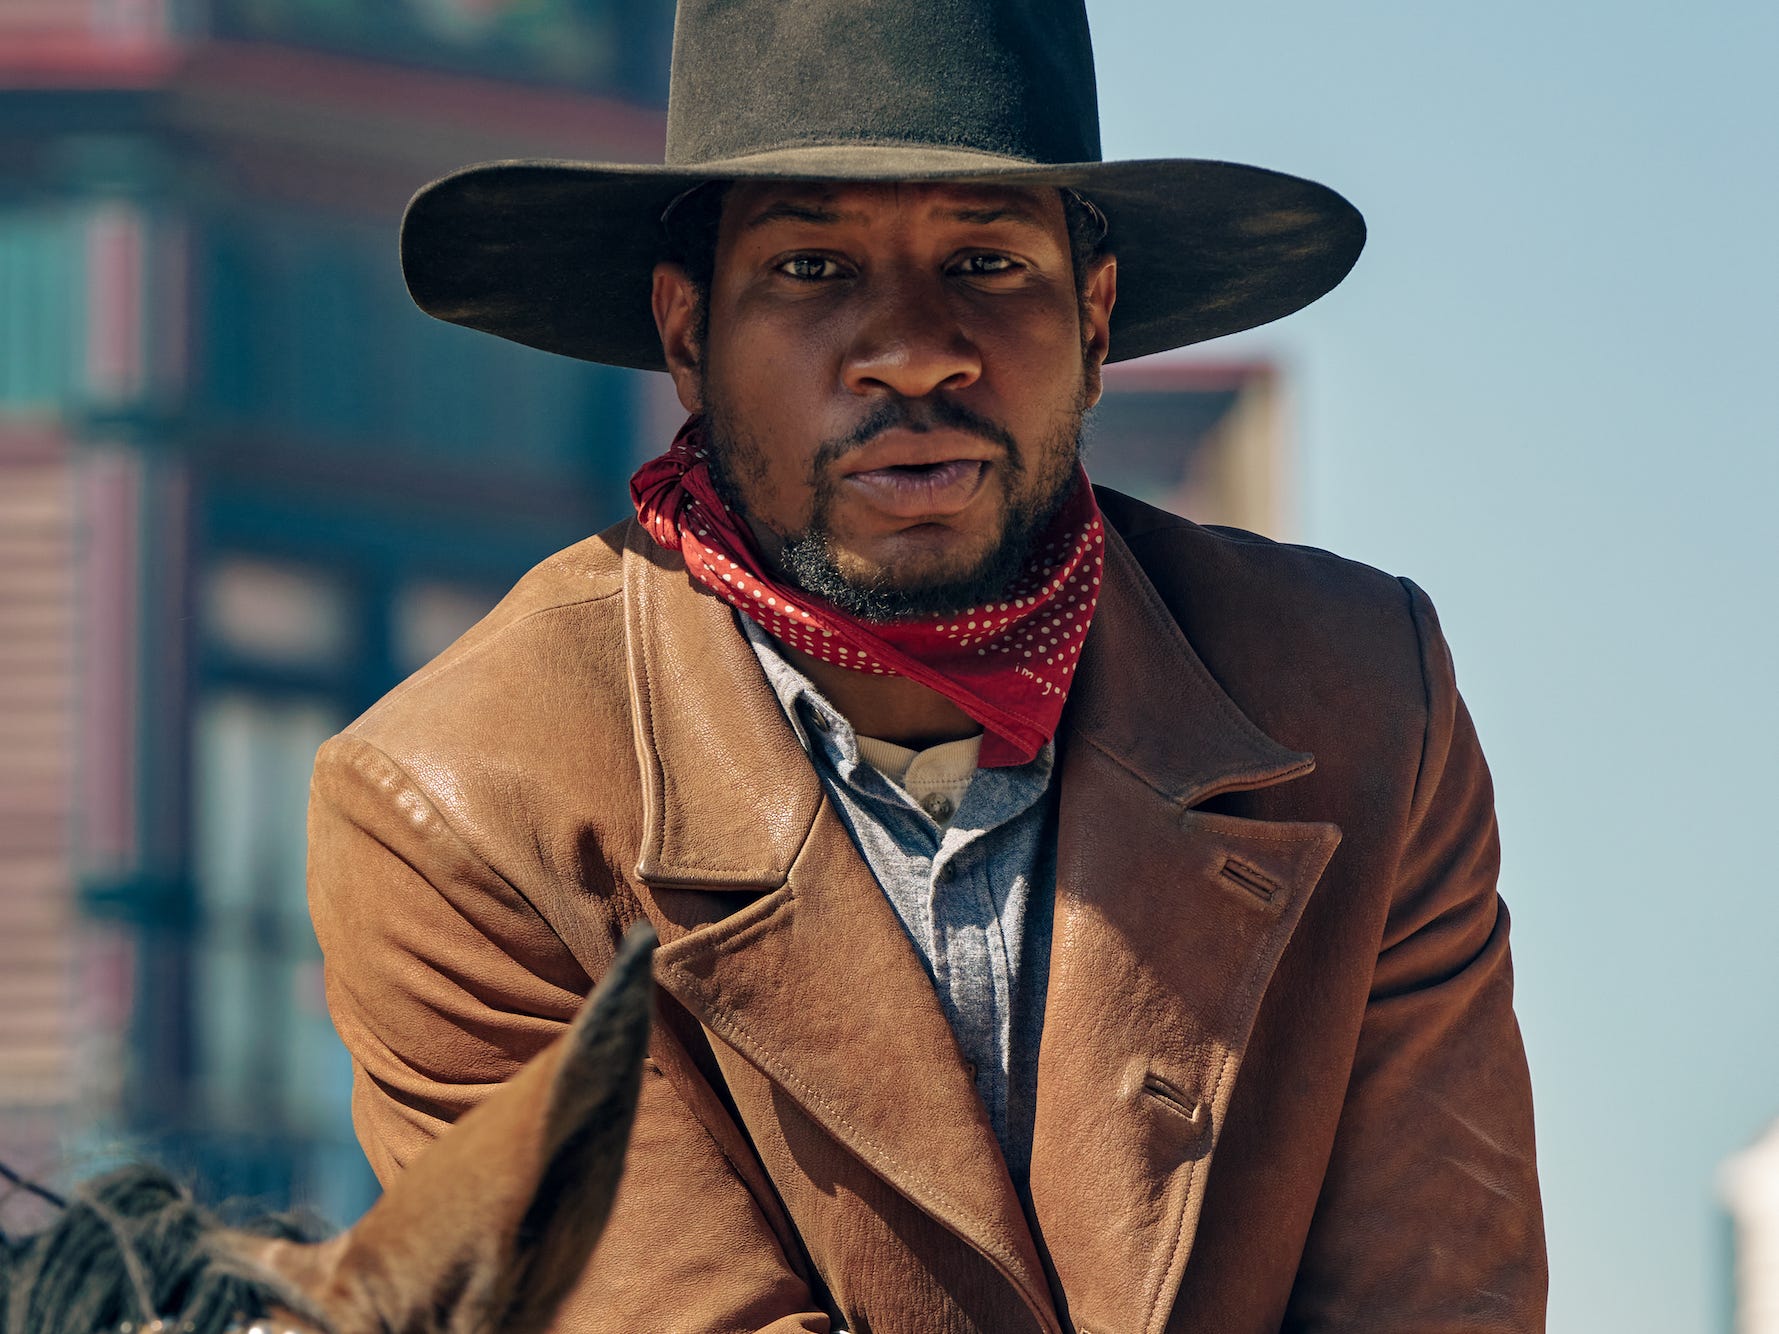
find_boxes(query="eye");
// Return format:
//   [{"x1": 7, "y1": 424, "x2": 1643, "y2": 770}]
[
  {"x1": 777, "y1": 255, "x2": 845, "y2": 281},
  {"x1": 953, "y1": 253, "x2": 1022, "y2": 277}
]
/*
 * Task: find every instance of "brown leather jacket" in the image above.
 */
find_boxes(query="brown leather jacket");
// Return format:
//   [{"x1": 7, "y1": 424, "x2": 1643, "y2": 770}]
[{"x1": 308, "y1": 489, "x2": 1546, "y2": 1333}]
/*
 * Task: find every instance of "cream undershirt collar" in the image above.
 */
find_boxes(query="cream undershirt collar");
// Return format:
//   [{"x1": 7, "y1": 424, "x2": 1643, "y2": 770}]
[{"x1": 855, "y1": 732, "x2": 981, "y2": 827}]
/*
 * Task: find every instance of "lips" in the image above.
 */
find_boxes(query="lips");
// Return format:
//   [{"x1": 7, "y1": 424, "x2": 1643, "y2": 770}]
[
  {"x1": 842, "y1": 459, "x2": 989, "y2": 519},
  {"x1": 836, "y1": 427, "x2": 999, "y2": 520}
]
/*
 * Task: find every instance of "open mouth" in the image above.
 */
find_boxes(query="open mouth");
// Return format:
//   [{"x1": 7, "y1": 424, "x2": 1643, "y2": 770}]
[{"x1": 843, "y1": 459, "x2": 988, "y2": 518}]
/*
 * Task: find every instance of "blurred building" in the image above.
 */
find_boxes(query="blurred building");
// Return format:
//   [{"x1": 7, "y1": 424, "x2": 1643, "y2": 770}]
[
  {"x1": 0, "y1": 0, "x2": 1294, "y2": 1228},
  {"x1": 1724, "y1": 1120, "x2": 1779, "y2": 1334},
  {"x1": 0, "y1": 0, "x2": 674, "y2": 1225},
  {"x1": 1094, "y1": 359, "x2": 1290, "y2": 537}
]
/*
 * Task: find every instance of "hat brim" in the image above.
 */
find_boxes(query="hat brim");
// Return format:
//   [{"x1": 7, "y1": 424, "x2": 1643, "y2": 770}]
[{"x1": 400, "y1": 145, "x2": 1365, "y2": 371}]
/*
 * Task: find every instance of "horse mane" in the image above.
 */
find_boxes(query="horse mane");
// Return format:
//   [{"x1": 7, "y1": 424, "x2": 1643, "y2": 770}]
[{"x1": 1, "y1": 1161, "x2": 333, "y2": 1334}]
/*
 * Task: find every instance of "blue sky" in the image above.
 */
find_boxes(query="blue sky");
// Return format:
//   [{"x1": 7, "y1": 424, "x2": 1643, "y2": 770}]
[{"x1": 1085, "y1": 1, "x2": 1779, "y2": 1329}]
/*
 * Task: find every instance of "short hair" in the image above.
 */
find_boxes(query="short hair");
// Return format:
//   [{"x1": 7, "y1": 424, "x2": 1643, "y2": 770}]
[{"x1": 659, "y1": 182, "x2": 1110, "y2": 346}]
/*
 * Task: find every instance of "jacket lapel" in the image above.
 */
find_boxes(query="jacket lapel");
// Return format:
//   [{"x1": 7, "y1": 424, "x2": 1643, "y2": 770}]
[
  {"x1": 1029, "y1": 527, "x2": 1340, "y2": 1334},
  {"x1": 623, "y1": 518, "x2": 1341, "y2": 1334},
  {"x1": 623, "y1": 526, "x2": 1061, "y2": 1330}
]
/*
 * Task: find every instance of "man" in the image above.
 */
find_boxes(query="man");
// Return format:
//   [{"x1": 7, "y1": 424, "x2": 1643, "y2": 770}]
[{"x1": 310, "y1": 0, "x2": 1547, "y2": 1329}]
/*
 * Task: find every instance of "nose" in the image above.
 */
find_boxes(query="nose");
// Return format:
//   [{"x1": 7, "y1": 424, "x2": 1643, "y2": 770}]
[{"x1": 841, "y1": 270, "x2": 982, "y2": 399}]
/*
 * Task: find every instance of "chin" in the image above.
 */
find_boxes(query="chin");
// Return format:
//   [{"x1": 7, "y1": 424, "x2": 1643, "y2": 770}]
[
  {"x1": 787, "y1": 534, "x2": 1018, "y2": 624},
  {"x1": 844, "y1": 534, "x2": 1003, "y2": 591}
]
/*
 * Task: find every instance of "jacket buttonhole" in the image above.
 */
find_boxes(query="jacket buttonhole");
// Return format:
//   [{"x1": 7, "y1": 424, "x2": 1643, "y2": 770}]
[
  {"x1": 1218, "y1": 855, "x2": 1280, "y2": 903},
  {"x1": 1141, "y1": 1073, "x2": 1204, "y2": 1124}
]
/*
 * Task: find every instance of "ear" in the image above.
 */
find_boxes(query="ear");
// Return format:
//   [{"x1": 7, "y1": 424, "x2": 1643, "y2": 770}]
[
  {"x1": 1080, "y1": 253, "x2": 1118, "y2": 409},
  {"x1": 652, "y1": 261, "x2": 705, "y2": 414},
  {"x1": 227, "y1": 924, "x2": 658, "y2": 1334}
]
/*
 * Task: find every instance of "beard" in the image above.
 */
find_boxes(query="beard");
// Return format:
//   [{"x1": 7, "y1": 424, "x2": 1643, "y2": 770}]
[{"x1": 703, "y1": 389, "x2": 1089, "y2": 624}]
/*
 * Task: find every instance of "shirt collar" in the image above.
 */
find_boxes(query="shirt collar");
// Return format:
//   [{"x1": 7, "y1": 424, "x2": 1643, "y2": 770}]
[
  {"x1": 742, "y1": 612, "x2": 859, "y2": 760},
  {"x1": 739, "y1": 613, "x2": 1054, "y2": 822}
]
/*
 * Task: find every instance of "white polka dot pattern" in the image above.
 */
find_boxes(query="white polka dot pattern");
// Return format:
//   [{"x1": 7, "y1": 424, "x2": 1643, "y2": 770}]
[{"x1": 632, "y1": 417, "x2": 1105, "y2": 768}]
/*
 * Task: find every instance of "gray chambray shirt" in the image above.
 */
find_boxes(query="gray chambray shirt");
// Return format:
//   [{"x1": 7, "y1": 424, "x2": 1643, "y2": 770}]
[{"x1": 742, "y1": 615, "x2": 1057, "y2": 1191}]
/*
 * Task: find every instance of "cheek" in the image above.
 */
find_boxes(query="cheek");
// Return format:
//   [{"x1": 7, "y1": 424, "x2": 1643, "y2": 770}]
[
  {"x1": 711, "y1": 284, "x2": 846, "y2": 385},
  {"x1": 987, "y1": 334, "x2": 1090, "y2": 437},
  {"x1": 708, "y1": 314, "x2": 830, "y2": 434},
  {"x1": 755, "y1": 460, "x2": 819, "y2": 533},
  {"x1": 977, "y1": 306, "x2": 1088, "y2": 393},
  {"x1": 706, "y1": 391, "x2": 820, "y2": 535}
]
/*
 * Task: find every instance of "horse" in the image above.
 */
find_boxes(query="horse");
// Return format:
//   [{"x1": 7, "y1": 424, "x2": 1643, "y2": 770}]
[{"x1": 0, "y1": 924, "x2": 657, "y2": 1334}]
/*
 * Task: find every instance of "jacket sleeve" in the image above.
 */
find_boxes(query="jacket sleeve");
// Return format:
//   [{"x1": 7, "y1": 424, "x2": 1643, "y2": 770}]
[
  {"x1": 1283, "y1": 579, "x2": 1548, "y2": 1332},
  {"x1": 307, "y1": 732, "x2": 834, "y2": 1333}
]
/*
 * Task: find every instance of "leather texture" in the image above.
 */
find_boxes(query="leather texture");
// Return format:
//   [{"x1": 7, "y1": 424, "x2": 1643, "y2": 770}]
[{"x1": 308, "y1": 488, "x2": 1546, "y2": 1333}]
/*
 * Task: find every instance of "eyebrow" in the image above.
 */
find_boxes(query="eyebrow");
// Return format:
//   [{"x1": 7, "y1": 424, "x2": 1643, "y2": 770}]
[
  {"x1": 737, "y1": 196, "x2": 1053, "y2": 234},
  {"x1": 738, "y1": 200, "x2": 863, "y2": 232},
  {"x1": 941, "y1": 202, "x2": 1050, "y2": 229}
]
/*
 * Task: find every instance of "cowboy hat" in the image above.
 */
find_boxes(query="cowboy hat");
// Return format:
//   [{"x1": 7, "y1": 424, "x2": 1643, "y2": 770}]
[{"x1": 400, "y1": 0, "x2": 1365, "y2": 372}]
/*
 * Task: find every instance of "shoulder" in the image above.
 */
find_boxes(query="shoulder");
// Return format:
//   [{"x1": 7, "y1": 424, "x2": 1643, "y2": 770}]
[
  {"x1": 346, "y1": 519, "x2": 635, "y2": 748},
  {"x1": 1099, "y1": 486, "x2": 1416, "y2": 627},
  {"x1": 1096, "y1": 487, "x2": 1450, "y2": 760},
  {"x1": 314, "y1": 518, "x2": 647, "y2": 855}
]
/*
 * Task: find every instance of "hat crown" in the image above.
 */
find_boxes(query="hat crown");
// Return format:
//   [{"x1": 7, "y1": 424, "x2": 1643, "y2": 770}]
[{"x1": 664, "y1": 0, "x2": 1103, "y2": 167}]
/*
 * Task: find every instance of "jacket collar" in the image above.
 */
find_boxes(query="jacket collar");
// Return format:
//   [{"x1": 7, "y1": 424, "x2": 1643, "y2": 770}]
[
  {"x1": 624, "y1": 515, "x2": 1312, "y2": 887},
  {"x1": 626, "y1": 516, "x2": 1339, "y2": 1333},
  {"x1": 623, "y1": 521, "x2": 825, "y2": 889},
  {"x1": 1056, "y1": 520, "x2": 1314, "y2": 804}
]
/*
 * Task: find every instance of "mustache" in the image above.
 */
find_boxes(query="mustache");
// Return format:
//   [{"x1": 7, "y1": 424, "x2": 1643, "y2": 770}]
[{"x1": 810, "y1": 397, "x2": 1020, "y2": 476}]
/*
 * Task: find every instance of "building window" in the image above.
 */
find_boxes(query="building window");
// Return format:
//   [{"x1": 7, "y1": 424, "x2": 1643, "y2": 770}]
[
  {"x1": 394, "y1": 578, "x2": 499, "y2": 675},
  {"x1": 192, "y1": 692, "x2": 361, "y2": 1214},
  {"x1": 0, "y1": 208, "x2": 83, "y2": 412},
  {"x1": 203, "y1": 557, "x2": 354, "y2": 671}
]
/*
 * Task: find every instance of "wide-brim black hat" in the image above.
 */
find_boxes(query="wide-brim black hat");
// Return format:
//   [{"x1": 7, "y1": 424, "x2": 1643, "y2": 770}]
[{"x1": 401, "y1": 0, "x2": 1366, "y2": 373}]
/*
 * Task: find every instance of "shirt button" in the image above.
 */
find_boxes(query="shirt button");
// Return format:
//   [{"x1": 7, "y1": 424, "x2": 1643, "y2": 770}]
[{"x1": 920, "y1": 792, "x2": 954, "y2": 821}]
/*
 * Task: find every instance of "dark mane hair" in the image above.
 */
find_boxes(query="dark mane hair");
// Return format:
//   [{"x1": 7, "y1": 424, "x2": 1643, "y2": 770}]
[{"x1": 1, "y1": 1162, "x2": 332, "y2": 1334}]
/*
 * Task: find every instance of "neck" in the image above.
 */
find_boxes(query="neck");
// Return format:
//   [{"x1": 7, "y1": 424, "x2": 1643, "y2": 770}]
[{"x1": 779, "y1": 639, "x2": 979, "y2": 748}]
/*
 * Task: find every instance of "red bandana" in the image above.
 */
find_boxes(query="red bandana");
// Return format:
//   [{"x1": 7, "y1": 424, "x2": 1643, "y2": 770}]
[{"x1": 631, "y1": 418, "x2": 1104, "y2": 768}]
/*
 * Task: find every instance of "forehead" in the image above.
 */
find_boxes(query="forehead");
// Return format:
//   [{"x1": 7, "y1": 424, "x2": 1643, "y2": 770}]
[{"x1": 721, "y1": 179, "x2": 1066, "y2": 235}]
